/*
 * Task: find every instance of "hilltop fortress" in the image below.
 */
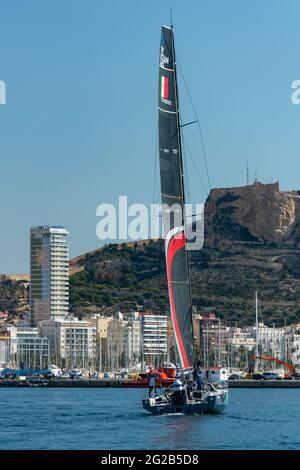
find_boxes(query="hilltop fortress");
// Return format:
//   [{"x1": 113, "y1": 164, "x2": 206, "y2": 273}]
[{"x1": 204, "y1": 181, "x2": 300, "y2": 247}]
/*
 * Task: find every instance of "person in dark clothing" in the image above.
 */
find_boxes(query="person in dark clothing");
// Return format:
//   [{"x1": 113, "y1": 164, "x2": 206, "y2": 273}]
[
  {"x1": 186, "y1": 380, "x2": 193, "y2": 399},
  {"x1": 148, "y1": 374, "x2": 155, "y2": 397},
  {"x1": 196, "y1": 374, "x2": 204, "y2": 390}
]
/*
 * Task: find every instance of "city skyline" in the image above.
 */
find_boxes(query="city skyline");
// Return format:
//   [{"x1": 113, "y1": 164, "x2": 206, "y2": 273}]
[{"x1": 2, "y1": 1, "x2": 300, "y2": 273}]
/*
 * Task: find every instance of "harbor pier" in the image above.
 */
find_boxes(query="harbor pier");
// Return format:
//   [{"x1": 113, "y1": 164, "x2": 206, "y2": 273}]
[{"x1": 1, "y1": 378, "x2": 300, "y2": 388}]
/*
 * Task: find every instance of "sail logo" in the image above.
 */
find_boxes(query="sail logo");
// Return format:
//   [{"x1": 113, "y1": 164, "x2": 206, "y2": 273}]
[
  {"x1": 0, "y1": 80, "x2": 6, "y2": 105},
  {"x1": 160, "y1": 46, "x2": 169, "y2": 69}
]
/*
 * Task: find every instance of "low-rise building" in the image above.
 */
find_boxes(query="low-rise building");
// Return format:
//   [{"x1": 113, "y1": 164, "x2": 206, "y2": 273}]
[
  {"x1": 0, "y1": 331, "x2": 11, "y2": 365},
  {"x1": 230, "y1": 328, "x2": 256, "y2": 351},
  {"x1": 84, "y1": 315, "x2": 113, "y2": 371},
  {"x1": 38, "y1": 317, "x2": 96, "y2": 369},
  {"x1": 193, "y1": 311, "x2": 224, "y2": 367},
  {"x1": 107, "y1": 315, "x2": 124, "y2": 371},
  {"x1": 123, "y1": 319, "x2": 141, "y2": 369},
  {"x1": 106, "y1": 312, "x2": 141, "y2": 371},
  {"x1": 246, "y1": 323, "x2": 286, "y2": 360},
  {"x1": 6, "y1": 326, "x2": 49, "y2": 369}
]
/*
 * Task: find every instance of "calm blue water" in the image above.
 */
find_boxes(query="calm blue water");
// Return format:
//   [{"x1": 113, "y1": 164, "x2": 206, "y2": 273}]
[{"x1": 0, "y1": 388, "x2": 299, "y2": 450}]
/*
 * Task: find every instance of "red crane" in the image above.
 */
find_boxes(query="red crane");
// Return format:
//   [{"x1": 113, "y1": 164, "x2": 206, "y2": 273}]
[{"x1": 255, "y1": 356, "x2": 296, "y2": 378}]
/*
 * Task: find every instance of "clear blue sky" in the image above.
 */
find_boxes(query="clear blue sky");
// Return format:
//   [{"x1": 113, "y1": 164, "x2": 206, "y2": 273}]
[{"x1": 1, "y1": 0, "x2": 300, "y2": 273}]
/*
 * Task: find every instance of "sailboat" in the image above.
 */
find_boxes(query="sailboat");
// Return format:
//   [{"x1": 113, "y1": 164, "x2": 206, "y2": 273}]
[{"x1": 142, "y1": 24, "x2": 228, "y2": 414}]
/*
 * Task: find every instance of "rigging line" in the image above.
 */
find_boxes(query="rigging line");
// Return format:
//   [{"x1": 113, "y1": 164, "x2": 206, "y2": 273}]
[
  {"x1": 181, "y1": 130, "x2": 192, "y2": 206},
  {"x1": 152, "y1": 121, "x2": 161, "y2": 233},
  {"x1": 176, "y1": 56, "x2": 212, "y2": 191},
  {"x1": 182, "y1": 134, "x2": 209, "y2": 196},
  {"x1": 152, "y1": 121, "x2": 159, "y2": 205}
]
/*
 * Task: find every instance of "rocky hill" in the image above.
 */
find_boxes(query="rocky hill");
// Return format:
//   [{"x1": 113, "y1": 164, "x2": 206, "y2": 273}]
[
  {"x1": 3, "y1": 181, "x2": 300, "y2": 326},
  {"x1": 0, "y1": 276, "x2": 29, "y2": 323},
  {"x1": 205, "y1": 181, "x2": 300, "y2": 247}
]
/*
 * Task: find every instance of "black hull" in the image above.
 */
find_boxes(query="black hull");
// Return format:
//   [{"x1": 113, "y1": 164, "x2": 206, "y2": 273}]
[{"x1": 142, "y1": 389, "x2": 228, "y2": 415}]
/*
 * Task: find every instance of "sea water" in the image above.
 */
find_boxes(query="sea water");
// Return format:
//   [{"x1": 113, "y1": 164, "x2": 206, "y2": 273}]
[{"x1": 0, "y1": 388, "x2": 299, "y2": 450}]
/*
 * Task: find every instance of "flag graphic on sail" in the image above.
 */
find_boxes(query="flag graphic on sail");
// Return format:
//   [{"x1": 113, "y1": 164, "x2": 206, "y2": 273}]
[
  {"x1": 158, "y1": 26, "x2": 194, "y2": 369},
  {"x1": 161, "y1": 76, "x2": 169, "y2": 99}
]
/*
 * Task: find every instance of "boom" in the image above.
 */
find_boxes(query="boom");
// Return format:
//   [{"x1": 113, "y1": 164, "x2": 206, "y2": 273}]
[{"x1": 255, "y1": 356, "x2": 296, "y2": 377}]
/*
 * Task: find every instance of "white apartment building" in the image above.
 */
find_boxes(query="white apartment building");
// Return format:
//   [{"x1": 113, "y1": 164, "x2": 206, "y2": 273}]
[
  {"x1": 38, "y1": 317, "x2": 96, "y2": 369},
  {"x1": 0, "y1": 332, "x2": 11, "y2": 365},
  {"x1": 6, "y1": 326, "x2": 49, "y2": 369},
  {"x1": 282, "y1": 324, "x2": 300, "y2": 366},
  {"x1": 30, "y1": 226, "x2": 69, "y2": 326},
  {"x1": 107, "y1": 316, "x2": 124, "y2": 371},
  {"x1": 246, "y1": 323, "x2": 286, "y2": 359},
  {"x1": 123, "y1": 320, "x2": 141, "y2": 369},
  {"x1": 290, "y1": 333, "x2": 300, "y2": 366},
  {"x1": 230, "y1": 328, "x2": 256, "y2": 351},
  {"x1": 141, "y1": 313, "x2": 168, "y2": 363},
  {"x1": 82, "y1": 315, "x2": 113, "y2": 371},
  {"x1": 106, "y1": 312, "x2": 141, "y2": 371}
]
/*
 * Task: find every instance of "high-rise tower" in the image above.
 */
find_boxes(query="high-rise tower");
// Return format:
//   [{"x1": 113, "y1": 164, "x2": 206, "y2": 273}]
[{"x1": 30, "y1": 226, "x2": 69, "y2": 326}]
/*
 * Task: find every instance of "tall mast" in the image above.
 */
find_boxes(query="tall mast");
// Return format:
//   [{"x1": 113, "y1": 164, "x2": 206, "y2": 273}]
[
  {"x1": 158, "y1": 26, "x2": 194, "y2": 369},
  {"x1": 255, "y1": 291, "x2": 259, "y2": 361}
]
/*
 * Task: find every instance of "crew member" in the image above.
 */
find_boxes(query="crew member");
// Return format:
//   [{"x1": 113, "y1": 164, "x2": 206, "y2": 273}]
[
  {"x1": 196, "y1": 370, "x2": 204, "y2": 390},
  {"x1": 148, "y1": 374, "x2": 155, "y2": 397}
]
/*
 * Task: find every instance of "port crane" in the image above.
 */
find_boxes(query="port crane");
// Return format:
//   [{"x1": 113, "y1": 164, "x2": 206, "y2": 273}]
[{"x1": 252, "y1": 356, "x2": 296, "y2": 378}]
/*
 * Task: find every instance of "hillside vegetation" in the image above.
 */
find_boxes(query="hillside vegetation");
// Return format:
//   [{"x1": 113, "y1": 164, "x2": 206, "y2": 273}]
[{"x1": 3, "y1": 182, "x2": 300, "y2": 326}]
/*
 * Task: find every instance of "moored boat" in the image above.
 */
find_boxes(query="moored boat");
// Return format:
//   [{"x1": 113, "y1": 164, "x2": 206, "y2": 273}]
[{"x1": 123, "y1": 367, "x2": 176, "y2": 388}]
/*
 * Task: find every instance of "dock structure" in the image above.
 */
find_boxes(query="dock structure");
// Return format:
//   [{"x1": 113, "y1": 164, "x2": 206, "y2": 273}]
[
  {"x1": 228, "y1": 380, "x2": 300, "y2": 388},
  {"x1": 0, "y1": 379, "x2": 122, "y2": 387},
  {"x1": 47, "y1": 379, "x2": 300, "y2": 388},
  {"x1": 47, "y1": 379, "x2": 123, "y2": 387},
  {"x1": 1, "y1": 378, "x2": 300, "y2": 388}
]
